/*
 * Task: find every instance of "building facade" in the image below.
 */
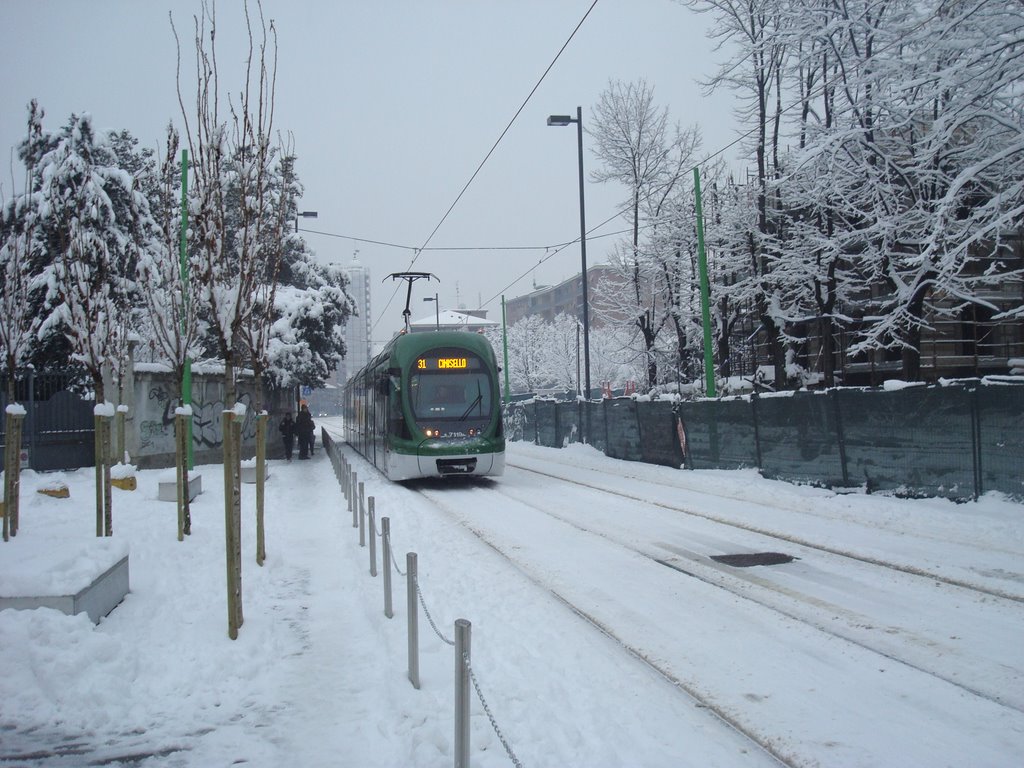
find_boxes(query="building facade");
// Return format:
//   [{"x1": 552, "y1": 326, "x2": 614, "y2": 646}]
[
  {"x1": 305, "y1": 255, "x2": 371, "y2": 415},
  {"x1": 503, "y1": 265, "x2": 626, "y2": 328},
  {"x1": 338, "y1": 255, "x2": 372, "y2": 383}
]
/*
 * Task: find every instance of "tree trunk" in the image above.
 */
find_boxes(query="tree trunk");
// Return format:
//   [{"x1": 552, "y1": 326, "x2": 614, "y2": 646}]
[
  {"x1": 223, "y1": 410, "x2": 240, "y2": 639},
  {"x1": 900, "y1": 273, "x2": 934, "y2": 381}
]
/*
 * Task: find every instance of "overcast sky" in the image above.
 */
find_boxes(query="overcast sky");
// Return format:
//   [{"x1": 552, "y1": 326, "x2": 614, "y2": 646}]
[{"x1": 0, "y1": 0, "x2": 738, "y2": 343}]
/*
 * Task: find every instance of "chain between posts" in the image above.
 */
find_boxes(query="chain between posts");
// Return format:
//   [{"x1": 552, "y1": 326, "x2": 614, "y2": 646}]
[
  {"x1": 415, "y1": 575, "x2": 454, "y2": 646},
  {"x1": 322, "y1": 435, "x2": 524, "y2": 768},
  {"x1": 388, "y1": 534, "x2": 406, "y2": 576},
  {"x1": 463, "y1": 651, "x2": 524, "y2": 768}
]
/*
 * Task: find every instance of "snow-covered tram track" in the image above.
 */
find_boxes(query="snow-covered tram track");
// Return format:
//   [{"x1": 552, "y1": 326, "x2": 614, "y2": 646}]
[
  {"x1": 415, "y1": 485, "x2": 801, "y2": 768},
  {"x1": 424, "y1": 478, "x2": 1024, "y2": 719},
  {"x1": 411, "y1": 473, "x2": 1024, "y2": 765},
  {"x1": 508, "y1": 458, "x2": 1024, "y2": 604}
]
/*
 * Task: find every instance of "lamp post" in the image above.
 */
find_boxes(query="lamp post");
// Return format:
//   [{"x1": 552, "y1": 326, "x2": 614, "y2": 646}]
[
  {"x1": 295, "y1": 210, "x2": 318, "y2": 232},
  {"x1": 547, "y1": 106, "x2": 590, "y2": 399},
  {"x1": 423, "y1": 294, "x2": 440, "y2": 331}
]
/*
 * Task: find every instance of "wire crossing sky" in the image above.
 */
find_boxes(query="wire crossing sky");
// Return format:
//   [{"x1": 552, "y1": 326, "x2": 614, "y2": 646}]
[{"x1": 0, "y1": 0, "x2": 737, "y2": 343}]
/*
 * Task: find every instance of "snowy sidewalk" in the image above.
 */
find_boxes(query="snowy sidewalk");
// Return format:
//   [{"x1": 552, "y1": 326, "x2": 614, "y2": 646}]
[{"x1": 0, "y1": 451, "x2": 410, "y2": 766}]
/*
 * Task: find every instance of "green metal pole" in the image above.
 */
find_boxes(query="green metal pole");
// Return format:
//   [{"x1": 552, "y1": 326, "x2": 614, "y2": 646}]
[
  {"x1": 693, "y1": 166, "x2": 717, "y2": 397},
  {"x1": 501, "y1": 295, "x2": 511, "y2": 404},
  {"x1": 179, "y1": 149, "x2": 194, "y2": 468}
]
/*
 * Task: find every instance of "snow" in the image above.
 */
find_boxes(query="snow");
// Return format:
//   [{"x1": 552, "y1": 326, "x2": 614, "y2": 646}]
[
  {"x1": 109, "y1": 462, "x2": 136, "y2": 480},
  {"x1": 0, "y1": 419, "x2": 1022, "y2": 767},
  {"x1": 881, "y1": 379, "x2": 926, "y2": 391},
  {"x1": 5, "y1": 403, "x2": 26, "y2": 416},
  {"x1": 93, "y1": 402, "x2": 116, "y2": 417}
]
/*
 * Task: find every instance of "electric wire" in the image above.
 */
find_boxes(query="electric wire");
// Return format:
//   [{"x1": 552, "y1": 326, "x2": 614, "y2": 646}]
[
  {"x1": 371, "y1": 0, "x2": 600, "y2": 332},
  {"x1": 308, "y1": 2, "x2": 949, "y2": 330}
]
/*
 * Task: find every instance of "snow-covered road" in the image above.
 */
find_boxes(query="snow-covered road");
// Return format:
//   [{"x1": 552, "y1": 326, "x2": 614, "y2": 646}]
[{"x1": 391, "y1": 440, "x2": 1024, "y2": 767}]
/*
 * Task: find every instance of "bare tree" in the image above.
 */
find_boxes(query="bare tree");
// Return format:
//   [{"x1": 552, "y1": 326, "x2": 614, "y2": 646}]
[
  {"x1": 173, "y1": 0, "x2": 282, "y2": 635},
  {"x1": 589, "y1": 79, "x2": 701, "y2": 389},
  {"x1": 684, "y1": 0, "x2": 791, "y2": 385}
]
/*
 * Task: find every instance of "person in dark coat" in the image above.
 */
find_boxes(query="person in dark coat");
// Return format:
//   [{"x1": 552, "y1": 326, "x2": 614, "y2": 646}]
[
  {"x1": 279, "y1": 412, "x2": 295, "y2": 461},
  {"x1": 295, "y1": 405, "x2": 315, "y2": 459}
]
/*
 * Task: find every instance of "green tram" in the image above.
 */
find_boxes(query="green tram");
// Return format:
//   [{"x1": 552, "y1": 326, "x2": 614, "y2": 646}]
[{"x1": 342, "y1": 331, "x2": 505, "y2": 481}]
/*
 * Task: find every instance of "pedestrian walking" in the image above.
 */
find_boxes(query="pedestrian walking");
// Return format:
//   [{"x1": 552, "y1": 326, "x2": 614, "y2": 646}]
[
  {"x1": 295, "y1": 405, "x2": 315, "y2": 459},
  {"x1": 279, "y1": 412, "x2": 295, "y2": 461}
]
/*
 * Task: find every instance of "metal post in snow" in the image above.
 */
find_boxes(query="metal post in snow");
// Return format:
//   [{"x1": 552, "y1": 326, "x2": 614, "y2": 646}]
[
  {"x1": 454, "y1": 619, "x2": 472, "y2": 768},
  {"x1": 501, "y1": 295, "x2": 511, "y2": 405},
  {"x1": 351, "y1": 474, "x2": 358, "y2": 528},
  {"x1": 382, "y1": 517, "x2": 393, "y2": 618},
  {"x1": 693, "y1": 166, "x2": 717, "y2": 398},
  {"x1": 346, "y1": 463, "x2": 353, "y2": 511},
  {"x1": 407, "y1": 552, "x2": 420, "y2": 690},
  {"x1": 368, "y1": 496, "x2": 377, "y2": 576},
  {"x1": 359, "y1": 481, "x2": 366, "y2": 546}
]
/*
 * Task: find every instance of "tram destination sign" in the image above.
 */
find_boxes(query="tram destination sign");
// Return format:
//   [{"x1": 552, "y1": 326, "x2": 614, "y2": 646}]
[{"x1": 416, "y1": 356, "x2": 477, "y2": 370}]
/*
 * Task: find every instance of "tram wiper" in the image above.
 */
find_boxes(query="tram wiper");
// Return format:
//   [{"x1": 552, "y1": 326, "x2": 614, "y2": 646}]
[
  {"x1": 460, "y1": 381, "x2": 483, "y2": 420},
  {"x1": 459, "y1": 394, "x2": 482, "y2": 420}
]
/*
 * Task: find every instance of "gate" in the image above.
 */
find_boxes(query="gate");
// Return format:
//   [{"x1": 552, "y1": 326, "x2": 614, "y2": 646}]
[{"x1": 0, "y1": 371, "x2": 95, "y2": 472}]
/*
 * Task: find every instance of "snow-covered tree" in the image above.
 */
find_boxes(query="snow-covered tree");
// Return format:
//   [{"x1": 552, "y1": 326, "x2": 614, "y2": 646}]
[
  {"x1": 136, "y1": 125, "x2": 204, "y2": 393},
  {"x1": 266, "y1": 269, "x2": 350, "y2": 390},
  {"x1": 588, "y1": 79, "x2": 702, "y2": 388},
  {"x1": 32, "y1": 112, "x2": 148, "y2": 406},
  {"x1": 25, "y1": 109, "x2": 151, "y2": 538},
  {"x1": 0, "y1": 105, "x2": 44, "y2": 399},
  {"x1": 174, "y1": 0, "x2": 281, "y2": 408},
  {"x1": 684, "y1": 0, "x2": 792, "y2": 384}
]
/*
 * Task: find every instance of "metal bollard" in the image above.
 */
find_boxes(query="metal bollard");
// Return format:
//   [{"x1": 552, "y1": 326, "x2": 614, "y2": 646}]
[
  {"x1": 407, "y1": 552, "x2": 420, "y2": 690},
  {"x1": 382, "y1": 517, "x2": 393, "y2": 618},
  {"x1": 454, "y1": 619, "x2": 472, "y2": 768},
  {"x1": 368, "y1": 497, "x2": 377, "y2": 576},
  {"x1": 346, "y1": 463, "x2": 353, "y2": 511},
  {"x1": 351, "y1": 473, "x2": 358, "y2": 528},
  {"x1": 359, "y1": 482, "x2": 366, "y2": 546}
]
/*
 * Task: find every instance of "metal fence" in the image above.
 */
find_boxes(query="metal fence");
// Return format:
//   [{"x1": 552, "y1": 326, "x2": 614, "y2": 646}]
[
  {"x1": 504, "y1": 378, "x2": 1024, "y2": 502},
  {"x1": 0, "y1": 371, "x2": 95, "y2": 472}
]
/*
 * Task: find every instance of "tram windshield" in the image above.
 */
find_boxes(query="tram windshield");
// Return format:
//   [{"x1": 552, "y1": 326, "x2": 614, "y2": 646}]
[{"x1": 409, "y1": 356, "x2": 492, "y2": 422}]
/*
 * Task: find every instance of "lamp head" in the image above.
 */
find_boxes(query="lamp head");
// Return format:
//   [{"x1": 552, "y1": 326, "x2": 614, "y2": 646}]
[{"x1": 547, "y1": 115, "x2": 574, "y2": 126}]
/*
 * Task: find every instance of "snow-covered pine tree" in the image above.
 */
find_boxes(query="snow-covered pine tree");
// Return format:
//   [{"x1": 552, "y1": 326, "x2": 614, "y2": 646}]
[
  {"x1": 31, "y1": 111, "x2": 150, "y2": 536},
  {"x1": 0, "y1": 105, "x2": 43, "y2": 398}
]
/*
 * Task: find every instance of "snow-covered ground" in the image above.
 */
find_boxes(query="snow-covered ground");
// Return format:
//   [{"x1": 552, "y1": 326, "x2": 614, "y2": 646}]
[{"x1": 1, "y1": 419, "x2": 1022, "y2": 767}]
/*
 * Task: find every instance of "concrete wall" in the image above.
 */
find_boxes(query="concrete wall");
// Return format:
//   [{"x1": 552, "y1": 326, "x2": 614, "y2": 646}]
[{"x1": 125, "y1": 369, "x2": 291, "y2": 470}]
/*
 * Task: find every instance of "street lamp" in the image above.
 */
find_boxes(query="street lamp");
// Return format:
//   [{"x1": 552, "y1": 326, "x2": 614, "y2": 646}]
[
  {"x1": 547, "y1": 106, "x2": 590, "y2": 399},
  {"x1": 295, "y1": 210, "x2": 318, "y2": 232},
  {"x1": 423, "y1": 294, "x2": 440, "y2": 331}
]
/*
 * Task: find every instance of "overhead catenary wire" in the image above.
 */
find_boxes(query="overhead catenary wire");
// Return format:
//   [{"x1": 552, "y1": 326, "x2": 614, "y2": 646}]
[{"x1": 370, "y1": 0, "x2": 600, "y2": 333}]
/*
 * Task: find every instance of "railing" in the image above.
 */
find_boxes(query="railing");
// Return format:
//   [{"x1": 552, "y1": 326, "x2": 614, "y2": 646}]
[{"x1": 321, "y1": 428, "x2": 525, "y2": 768}]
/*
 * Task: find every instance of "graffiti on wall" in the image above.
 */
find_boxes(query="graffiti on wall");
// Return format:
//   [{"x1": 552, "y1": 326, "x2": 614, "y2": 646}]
[{"x1": 136, "y1": 373, "x2": 267, "y2": 456}]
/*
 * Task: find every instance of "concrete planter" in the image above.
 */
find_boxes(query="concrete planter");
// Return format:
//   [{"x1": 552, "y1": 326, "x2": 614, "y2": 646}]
[
  {"x1": 0, "y1": 553, "x2": 129, "y2": 624},
  {"x1": 157, "y1": 473, "x2": 202, "y2": 502}
]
